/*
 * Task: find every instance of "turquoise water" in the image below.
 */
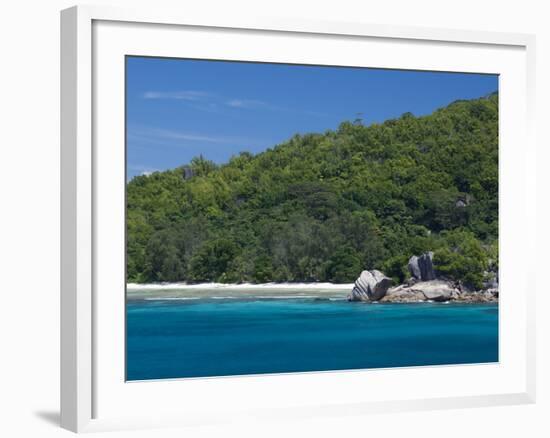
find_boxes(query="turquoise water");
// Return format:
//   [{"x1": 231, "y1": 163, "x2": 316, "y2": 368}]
[{"x1": 126, "y1": 298, "x2": 498, "y2": 381}]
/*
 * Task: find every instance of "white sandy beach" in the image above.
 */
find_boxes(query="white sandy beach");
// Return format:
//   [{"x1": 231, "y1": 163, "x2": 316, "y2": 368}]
[{"x1": 127, "y1": 282, "x2": 354, "y2": 300}]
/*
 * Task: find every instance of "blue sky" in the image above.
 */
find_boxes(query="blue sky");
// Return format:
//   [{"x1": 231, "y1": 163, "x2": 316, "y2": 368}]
[{"x1": 126, "y1": 57, "x2": 498, "y2": 179}]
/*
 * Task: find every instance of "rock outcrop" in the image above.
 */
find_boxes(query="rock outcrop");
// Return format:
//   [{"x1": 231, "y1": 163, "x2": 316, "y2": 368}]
[
  {"x1": 455, "y1": 289, "x2": 498, "y2": 303},
  {"x1": 380, "y1": 279, "x2": 497, "y2": 303},
  {"x1": 408, "y1": 252, "x2": 436, "y2": 281},
  {"x1": 414, "y1": 280, "x2": 458, "y2": 301},
  {"x1": 348, "y1": 253, "x2": 498, "y2": 304},
  {"x1": 348, "y1": 270, "x2": 392, "y2": 302},
  {"x1": 382, "y1": 280, "x2": 458, "y2": 302},
  {"x1": 483, "y1": 271, "x2": 499, "y2": 290},
  {"x1": 182, "y1": 166, "x2": 195, "y2": 180},
  {"x1": 380, "y1": 284, "x2": 425, "y2": 303}
]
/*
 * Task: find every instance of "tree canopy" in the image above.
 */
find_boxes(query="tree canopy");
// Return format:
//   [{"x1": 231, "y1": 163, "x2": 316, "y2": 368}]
[{"x1": 127, "y1": 92, "x2": 498, "y2": 288}]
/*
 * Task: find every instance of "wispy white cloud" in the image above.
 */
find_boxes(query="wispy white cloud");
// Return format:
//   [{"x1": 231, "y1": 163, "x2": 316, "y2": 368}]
[
  {"x1": 127, "y1": 164, "x2": 160, "y2": 177},
  {"x1": 127, "y1": 126, "x2": 259, "y2": 147},
  {"x1": 141, "y1": 90, "x2": 328, "y2": 117},
  {"x1": 225, "y1": 98, "x2": 328, "y2": 117},
  {"x1": 149, "y1": 128, "x2": 234, "y2": 144},
  {"x1": 143, "y1": 90, "x2": 211, "y2": 101},
  {"x1": 225, "y1": 99, "x2": 272, "y2": 109}
]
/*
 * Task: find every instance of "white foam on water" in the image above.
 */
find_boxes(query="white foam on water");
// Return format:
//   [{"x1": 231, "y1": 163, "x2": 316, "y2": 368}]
[
  {"x1": 132, "y1": 294, "x2": 351, "y2": 302},
  {"x1": 254, "y1": 295, "x2": 320, "y2": 299},
  {"x1": 143, "y1": 297, "x2": 200, "y2": 301}
]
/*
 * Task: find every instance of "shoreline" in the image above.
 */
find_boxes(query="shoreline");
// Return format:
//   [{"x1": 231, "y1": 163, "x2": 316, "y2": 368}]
[
  {"x1": 127, "y1": 282, "x2": 353, "y2": 301},
  {"x1": 126, "y1": 281, "x2": 498, "y2": 303}
]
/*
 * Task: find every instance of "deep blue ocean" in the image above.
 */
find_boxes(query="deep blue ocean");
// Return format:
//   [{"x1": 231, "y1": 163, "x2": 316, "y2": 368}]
[{"x1": 126, "y1": 298, "x2": 498, "y2": 381}]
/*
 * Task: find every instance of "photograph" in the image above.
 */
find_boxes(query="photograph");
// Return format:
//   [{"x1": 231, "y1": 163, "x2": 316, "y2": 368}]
[
  {"x1": 125, "y1": 56, "x2": 499, "y2": 381},
  {"x1": 2, "y1": 0, "x2": 546, "y2": 435}
]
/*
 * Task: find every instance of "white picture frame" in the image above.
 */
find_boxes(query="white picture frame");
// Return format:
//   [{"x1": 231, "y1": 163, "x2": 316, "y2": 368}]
[{"x1": 60, "y1": 4, "x2": 537, "y2": 433}]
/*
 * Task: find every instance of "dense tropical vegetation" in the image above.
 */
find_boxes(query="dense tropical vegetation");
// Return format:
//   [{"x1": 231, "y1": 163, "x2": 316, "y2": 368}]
[{"x1": 127, "y1": 92, "x2": 498, "y2": 288}]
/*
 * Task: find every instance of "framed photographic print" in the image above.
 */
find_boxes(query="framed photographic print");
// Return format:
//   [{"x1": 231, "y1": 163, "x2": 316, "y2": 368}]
[{"x1": 61, "y1": 5, "x2": 536, "y2": 433}]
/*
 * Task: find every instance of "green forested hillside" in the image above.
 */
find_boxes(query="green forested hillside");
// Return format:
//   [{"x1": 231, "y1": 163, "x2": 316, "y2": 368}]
[{"x1": 127, "y1": 92, "x2": 498, "y2": 287}]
